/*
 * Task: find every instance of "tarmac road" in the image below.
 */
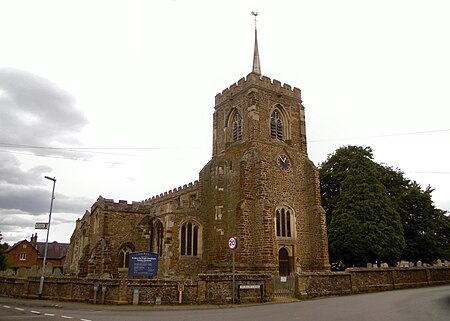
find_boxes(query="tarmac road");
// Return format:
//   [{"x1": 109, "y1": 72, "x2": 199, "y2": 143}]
[{"x1": 1, "y1": 285, "x2": 449, "y2": 321}]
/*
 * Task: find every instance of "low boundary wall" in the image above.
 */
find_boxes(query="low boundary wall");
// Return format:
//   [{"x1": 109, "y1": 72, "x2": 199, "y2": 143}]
[
  {"x1": 0, "y1": 267, "x2": 449, "y2": 304},
  {"x1": 0, "y1": 273, "x2": 273, "y2": 305},
  {"x1": 298, "y1": 267, "x2": 450, "y2": 297}
]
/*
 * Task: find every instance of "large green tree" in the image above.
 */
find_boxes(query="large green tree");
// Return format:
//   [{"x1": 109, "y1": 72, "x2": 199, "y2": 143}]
[
  {"x1": 321, "y1": 145, "x2": 450, "y2": 265},
  {"x1": 375, "y1": 162, "x2": 450, "y2": 263},
  {"x1": 323, "y1": 146, "x2": 404, "y2": 266},
  {"x1": 397, "y1": 184, "x2": 450, "y2": 262}
]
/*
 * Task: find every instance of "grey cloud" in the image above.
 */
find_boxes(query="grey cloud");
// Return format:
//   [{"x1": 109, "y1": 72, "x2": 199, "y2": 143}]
[
  {"x1": 0, "y1": 212, "x2": 35, "y2": 230},
  {"x1": 0, "y1": 153, "x2": 51, "y2": 186},
  {"x1": 0, "y1": 69, "x2": 95, "y2": 244},
  {"x1": 0, "y1": 212, "x2": 34, "y2": 242},
  {"x1": 0, "y1": 182, "x2": 92, "y2": 215},
  {"x1": 0, "y1": 68, "x2": 89, "y2": 158},
  {"x1": 0, "y1": 152, "x2": 92, "y2": 229}
]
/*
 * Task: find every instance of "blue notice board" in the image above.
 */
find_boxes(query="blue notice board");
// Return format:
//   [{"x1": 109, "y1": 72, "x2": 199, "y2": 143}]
[{"x1": 128, "y1": 251, "x2": 158, "y2": 277}]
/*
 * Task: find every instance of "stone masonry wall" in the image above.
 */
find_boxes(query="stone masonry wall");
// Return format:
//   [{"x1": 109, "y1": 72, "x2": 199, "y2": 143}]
[{"x1": 1, "y1": 268, "x2": 449, "y2": 305}]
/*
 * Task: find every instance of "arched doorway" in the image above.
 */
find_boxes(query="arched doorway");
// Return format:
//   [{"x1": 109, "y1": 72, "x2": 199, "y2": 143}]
[{"x1": 278, "y1": 247, "x2": 290, "y2": 276}]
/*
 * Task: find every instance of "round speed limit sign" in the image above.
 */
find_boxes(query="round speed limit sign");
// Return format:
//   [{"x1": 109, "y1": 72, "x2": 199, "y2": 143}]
[{"x1": 228, "y1": 236, "x2": 237, "y2": 250}]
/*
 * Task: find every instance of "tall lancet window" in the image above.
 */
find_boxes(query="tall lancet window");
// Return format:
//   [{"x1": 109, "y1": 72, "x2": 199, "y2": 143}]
[
  {"x1": 232, "y1": 112, "x2": 242, "y2": 141},
  {"x1": 180, "y1": 221, "x2": 201, "y2": 256},
  {"x1": 271, "y1": 110, "x2": 283, "y2": 140},
  {"x1": 276, "y1": 207, "x2": 292, "y2": 238},
  {"x1": 150, "y1": 220, "x2": 164, "y2": 257},
  {"x1": 118, "y1": 246, "x2": 132, "y2": 268},
  {"x1": 155, "y1": 220, "x2": 163, "y2": 257}
]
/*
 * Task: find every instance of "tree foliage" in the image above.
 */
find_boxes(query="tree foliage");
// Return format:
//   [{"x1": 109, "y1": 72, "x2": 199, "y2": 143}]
[
  {"x1": 320, "y1": 145, "x2": 450, "y2": 266},
  {"x1": 0, "y1": 232, "x2": 9, "y2": 271}
]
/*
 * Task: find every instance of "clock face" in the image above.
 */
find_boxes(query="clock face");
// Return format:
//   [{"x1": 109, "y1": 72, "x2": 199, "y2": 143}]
[{"x1": 277, "y1": 154, "x2": 290, "y2": 170}]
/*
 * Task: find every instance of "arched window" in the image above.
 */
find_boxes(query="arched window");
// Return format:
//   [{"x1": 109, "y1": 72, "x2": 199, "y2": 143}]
[
  {"x1": 180, "y1": 221, "x2": 200, "y2": 256},
  {"x1": 155, "y1": 220, "x2": 163, "y2": 256},
  {"x1": 150, "y1": 220, "x2": 164, "y2": 256},
  {"x1": 276, "y1": 207, "x2": 292, "y2": 238},
  {"x1": 231, "y1": 111, "x2": 242, "y2": 141},
  {"x1": 271, "y1": 110, "x2": 283, "y2": 140},
  {"x1": 118, "y1": 246, "x2": 132, "y2": 268}
]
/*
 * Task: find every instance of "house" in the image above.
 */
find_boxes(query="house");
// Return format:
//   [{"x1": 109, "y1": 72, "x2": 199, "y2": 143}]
[{"x1": 6, "y1": 233, "x2": 69, "y2": 268}]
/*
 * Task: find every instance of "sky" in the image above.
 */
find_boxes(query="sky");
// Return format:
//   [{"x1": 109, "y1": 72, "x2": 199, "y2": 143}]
[{"x1": 0, "y1": 0, "x2": 449, "y2": 245}]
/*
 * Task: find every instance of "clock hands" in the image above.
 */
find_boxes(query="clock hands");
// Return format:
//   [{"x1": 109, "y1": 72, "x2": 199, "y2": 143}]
[
  {"x1": 278, "y1": 154, "x2": 289, "y2": 170},
  {"x1": 279, "y1": 155, "x2": 287, "y2": 164}
]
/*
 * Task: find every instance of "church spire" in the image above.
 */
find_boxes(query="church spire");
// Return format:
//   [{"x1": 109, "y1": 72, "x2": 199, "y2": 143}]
[{"x1": 251, "y1": 11, "x2": 261, "y2": 75}]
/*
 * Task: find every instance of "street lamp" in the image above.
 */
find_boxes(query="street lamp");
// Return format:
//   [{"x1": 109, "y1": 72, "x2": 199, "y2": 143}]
[{"x1": 38, "y1": 175, "x2": 56, "y2": 299}]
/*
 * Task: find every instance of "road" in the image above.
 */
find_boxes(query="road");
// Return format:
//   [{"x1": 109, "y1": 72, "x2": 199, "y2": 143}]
[{"x1": 1, "y1": 285, "x2": 449, "y2": 321}]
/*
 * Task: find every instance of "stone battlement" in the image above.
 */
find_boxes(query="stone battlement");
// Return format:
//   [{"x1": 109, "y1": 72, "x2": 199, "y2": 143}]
[
  {"x1": 90, "y1": 180, "x2": 199, "y2": 212},
  {"x1": 142, "y1": 180, "x2": 199, "y2": 205},
  {"x1": 92, "y1": 196, "x2": 148, "y2": 213},
  {"x1": 215, "y1": 72, "x2": 301, "y2": 105}
]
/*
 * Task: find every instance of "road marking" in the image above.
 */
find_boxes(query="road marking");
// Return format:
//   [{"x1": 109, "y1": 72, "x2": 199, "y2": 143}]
[
  {"x1": 80, "y1": 319, "x2": 92, "y2": 321},
  {"x1": 31, "y1": 310, "x2": 41, "y2": 314},
  {"x1": 15, "y1": 307, "x2": 25, "y2": 311},
  {"x1": 61, "y1": 316, "x2": 73, "y2": 319},
  {"x1": 2, "y1": 305, "x2": 11, "y2": 308},
  {"x1": 44, "y1": 313, "x2": 55, "y2": 316}
]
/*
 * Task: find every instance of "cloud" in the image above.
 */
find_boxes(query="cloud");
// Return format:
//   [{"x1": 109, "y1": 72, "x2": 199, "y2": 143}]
[
  {"x1": 0, "y1": 152, "x2": 51, "y2": 186},
  {"x1": 0, "y1": 176, "x2": 93, "y2": 244},
  {"x1": 0, "y1": 68, "x2": 88, "y2": 158},
  {"x1": 0, "y1": 69, "x2": 93, "y2": 244},
  {"x1": 0, "y1": 183, "x2": 92, "y2": 215}
]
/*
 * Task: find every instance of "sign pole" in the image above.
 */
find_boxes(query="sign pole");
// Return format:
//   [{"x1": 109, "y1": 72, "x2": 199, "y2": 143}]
[
  {"x1": 228, "y1": 236, "x2": 237, "y2": 304},
  {"x1": 232, "y1": 248, "x2": 235, "y2": 304},
  {"x1": 39, "y1": 176, "x2": 56, "y2": 299}
]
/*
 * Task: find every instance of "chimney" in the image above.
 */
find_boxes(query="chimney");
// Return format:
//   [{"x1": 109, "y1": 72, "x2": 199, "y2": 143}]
[{"x1": 30, "y1": 233, "x2": 37, "y2": 246}]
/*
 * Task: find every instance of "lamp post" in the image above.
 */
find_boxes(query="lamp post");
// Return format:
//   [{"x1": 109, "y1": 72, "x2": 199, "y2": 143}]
[{"x1": 38, "y1": 175, "x2": 56, "y2": 299}]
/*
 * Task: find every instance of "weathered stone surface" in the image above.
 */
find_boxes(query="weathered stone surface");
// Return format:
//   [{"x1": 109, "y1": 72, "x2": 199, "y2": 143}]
[{"x1": 64, "y1": 71, "x2": 330, "y2": 279}]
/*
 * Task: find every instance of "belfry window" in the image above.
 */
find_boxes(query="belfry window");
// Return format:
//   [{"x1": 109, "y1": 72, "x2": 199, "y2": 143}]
[
  {"x1": 232, "y1": 112, "x2": 242, "y2": 141},
  {"x1": 180, "y1": 221, "x2": 199, "y2": 256},
  {"x1": 118, "y1": 246, "x2": 132, "y2": 268},
  {"x1": 271, "y1": 110, "x2": 283, "y2": 140},
  {"x1": 276, "y1": 207, "x2": 292, "y2": 237}
]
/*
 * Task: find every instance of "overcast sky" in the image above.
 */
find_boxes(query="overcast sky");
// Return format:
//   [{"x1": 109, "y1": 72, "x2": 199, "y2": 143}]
[{"x1": 0, "y1": 0, "x2": 449, "y2": 245}]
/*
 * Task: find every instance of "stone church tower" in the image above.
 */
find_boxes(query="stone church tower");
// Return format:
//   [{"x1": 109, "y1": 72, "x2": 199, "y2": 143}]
[
  {"x1": 199, "y1": 27, "x2": 329, "y2": 274},
  {"x1": 64, "y1": 25, "x2": 329, "y2": 279}
]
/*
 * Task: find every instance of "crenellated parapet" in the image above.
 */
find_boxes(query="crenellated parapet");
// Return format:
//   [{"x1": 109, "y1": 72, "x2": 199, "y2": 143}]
[
  {"x1": 91, "y1": 196, "x2": 149, "y2": 214},
  {"x1": 142, "y1": 180, "x2": 199, "y2": 205},
  {"x1": 215, "y1": 72, "x2": 301, "y2": 106}
]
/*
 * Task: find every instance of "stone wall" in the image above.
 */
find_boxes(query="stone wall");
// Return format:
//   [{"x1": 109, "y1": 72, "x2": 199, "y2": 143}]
[
  {"x1": 298, "y1": 267, "x2": 450, "y2": 297},
  {"x1": 1, "y1": 268, "x2": 449, "y2": 305},
  {"x1": 0, "y1": 273, "x2": 273, "y2": 305}
]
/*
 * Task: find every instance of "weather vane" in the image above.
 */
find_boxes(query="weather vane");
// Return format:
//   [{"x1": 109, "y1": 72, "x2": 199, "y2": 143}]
[{"x1": 251, "y1": 11, "x2": 258, "y2": 29}]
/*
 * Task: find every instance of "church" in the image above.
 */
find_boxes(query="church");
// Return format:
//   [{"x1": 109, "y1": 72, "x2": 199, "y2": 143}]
[{"x1": 64, "y1": 24, "x2": 330, "y2": 280}]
